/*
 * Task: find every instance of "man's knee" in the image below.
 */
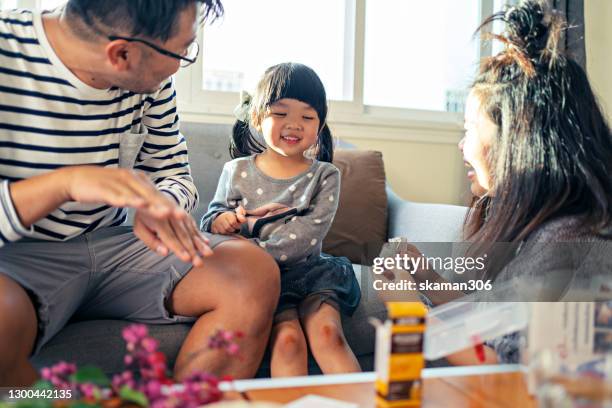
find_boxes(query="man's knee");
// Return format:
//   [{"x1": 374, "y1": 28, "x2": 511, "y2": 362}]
[
  {"x1": 221, "y1": 241, "x2": 280, "y2": 304},
  {"x1": 0, "y1": 275, "x2": 37, "y2": 325},
  {"x1": 0, "y1": 275, "x2": 38, "y2": 355}
]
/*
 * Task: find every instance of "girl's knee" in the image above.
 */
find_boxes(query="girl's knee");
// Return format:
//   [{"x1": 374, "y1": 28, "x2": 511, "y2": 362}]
[
  {"x1": 312, "y1": 320, "x2": 346, "y2": 350},
  {"x1": 273, "y1": 325, "x2": 307, "y2": 360}
]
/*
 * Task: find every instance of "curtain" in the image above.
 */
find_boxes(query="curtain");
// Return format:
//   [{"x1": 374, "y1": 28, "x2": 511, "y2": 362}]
[{"x1": 550, "y1": 0, "x2": 586, "y2": 69}]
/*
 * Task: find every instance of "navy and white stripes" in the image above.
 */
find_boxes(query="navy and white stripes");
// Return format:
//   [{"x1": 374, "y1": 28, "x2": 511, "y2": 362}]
[
  {"x1": 0, "y1": 179, "x2": 33, "y2": 243},
  {"x1": 0, "y1": 10, "x2": 198, "y2": 247}
]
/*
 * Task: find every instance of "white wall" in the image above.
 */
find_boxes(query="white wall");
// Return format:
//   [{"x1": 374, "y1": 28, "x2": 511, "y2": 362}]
[
  {"x1": 331, "y1": 123, "x2": 468, "y2": 206},
  {"x1": 585, "y1": 0, "x2": 612, "y2": 123}
]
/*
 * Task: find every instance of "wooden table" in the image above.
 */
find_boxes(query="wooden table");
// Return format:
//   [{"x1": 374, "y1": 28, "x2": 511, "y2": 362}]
[{"x1": 221, "y1": 365, "x2": 537, "y2": 407}]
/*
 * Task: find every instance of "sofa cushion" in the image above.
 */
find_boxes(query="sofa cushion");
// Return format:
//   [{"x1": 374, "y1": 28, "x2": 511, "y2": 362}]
[{"x1": 323, "y1": 149, "x2": 388, "y2": 265}]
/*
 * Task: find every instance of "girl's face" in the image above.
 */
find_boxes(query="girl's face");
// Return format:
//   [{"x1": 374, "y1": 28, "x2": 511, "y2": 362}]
[
  {"x1": 459, "y1": 90, "x2": 498, "y2": 196},
  {"x1": 259, "y1": 98, "x2": 320, "y2": 160}
]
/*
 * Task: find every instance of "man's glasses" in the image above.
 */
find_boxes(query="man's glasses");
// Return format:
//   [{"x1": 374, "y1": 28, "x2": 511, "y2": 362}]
[{"x1": 108, "y1": 35, "x2": 200, "y2": 68}]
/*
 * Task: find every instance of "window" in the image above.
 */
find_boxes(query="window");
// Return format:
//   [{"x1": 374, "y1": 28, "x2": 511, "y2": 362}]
[
  {"x1": 180, "y1": 0, "x2": 492, "y2": 124},
  {"x1": 0, "y1": 0, "x2": 17, "y2": 8},
  {"x1": 39, "y1": 0, "x2": 64, "y2": 10},
  {"x1": 363, "y1": 0, "x2": 481, "y2": 112},
  {"x1": 0, "y1": 0, "x2": 65, "y2": 10},
  {"x1": 201, "y1": 0, "x2": 352, "y2": 101}
]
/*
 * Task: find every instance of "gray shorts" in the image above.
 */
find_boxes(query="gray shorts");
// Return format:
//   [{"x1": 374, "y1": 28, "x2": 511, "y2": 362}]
[{"x1": 0, "y1": 226, "x2": 234, "y2": 354}]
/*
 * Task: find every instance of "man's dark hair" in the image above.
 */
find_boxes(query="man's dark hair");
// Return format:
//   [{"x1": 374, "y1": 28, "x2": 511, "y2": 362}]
[{"x1": 65, "y1": 0, "x2": 223, "y2": 41}]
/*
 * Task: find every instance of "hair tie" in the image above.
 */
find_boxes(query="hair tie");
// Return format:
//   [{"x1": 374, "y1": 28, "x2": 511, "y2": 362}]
[{"x1": 233, "y1": 90, "x2": 252, "y2": 123}]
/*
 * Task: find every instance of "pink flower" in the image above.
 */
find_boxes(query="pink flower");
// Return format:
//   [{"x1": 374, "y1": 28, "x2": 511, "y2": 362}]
[
  {"x1": 79, "y1": 383, "x2": 97, "y2": 399},
  {"x1": 124, "y1": 354, "x2": 134, "y2": 366},
  {"x1": 227, "y1": 343, "x2": 240, "y2": 355},
  {"x1": 41, "y1": 367, "x2": 52, "y2": 380},
  {"x1": 141, "y1": 337, "x2": 159, "y2": 353},
  {"x1": 40, "y1": 325, "x2": 245, "y2": 406},
  {"x1": 144, "y1": 379, "x2": 163, "y2": 400},
  {"x1": 122, "y1": 324, "x2": 148, "y2": 344},
  {"x1": 222, "y1": 331, "x2": 234, "y2": 341}
]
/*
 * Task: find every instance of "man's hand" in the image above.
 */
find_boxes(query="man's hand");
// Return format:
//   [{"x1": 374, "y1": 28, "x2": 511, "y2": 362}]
[
  {"x1": 211, "y1": 207, "x2": 246, "y2": 235},
  {"x1": 62, "y1": 166, "x2": 176, "y2": 218},
  {"x1": 65, "y1": 166, "x2": 212, "y2": 266},
  {"x1": 134, "y1": 198, "x2": 213, "y2": 267}
]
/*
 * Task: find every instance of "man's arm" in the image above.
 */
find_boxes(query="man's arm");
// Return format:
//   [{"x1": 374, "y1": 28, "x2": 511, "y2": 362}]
[
  {"x1": 5, "y1": 172, "x2": 67, "y2": 231},
  {"x1": 138, "y1": 78, "x2": 198, "y2": 212},
  {"x1": 132, "y1": 78, "x2": 211, "y2": 265},
  {"x1": 3, "y1": 166, "x2": 178, "y2": 246}
]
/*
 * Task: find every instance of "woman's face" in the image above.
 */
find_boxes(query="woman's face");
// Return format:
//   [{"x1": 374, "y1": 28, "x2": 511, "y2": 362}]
[{"x1": 459, "y1": 91, "x2": 498, "y2": 196}]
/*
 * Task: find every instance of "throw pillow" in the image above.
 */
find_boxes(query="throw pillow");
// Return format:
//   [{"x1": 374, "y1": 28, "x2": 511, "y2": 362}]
[{"x1": 323, "y1": 149, "x2": 388, "y2": 265}]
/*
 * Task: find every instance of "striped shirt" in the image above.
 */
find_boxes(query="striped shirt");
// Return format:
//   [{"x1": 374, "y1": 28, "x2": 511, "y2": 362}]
[{"x1": 0, "y1": 9, "x2": 198, "y2": 247}]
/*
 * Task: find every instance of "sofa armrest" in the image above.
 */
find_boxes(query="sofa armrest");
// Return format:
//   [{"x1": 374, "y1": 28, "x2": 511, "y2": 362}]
[{"x1": 386, "y1": 186, "x2": 468, "y2": 242}]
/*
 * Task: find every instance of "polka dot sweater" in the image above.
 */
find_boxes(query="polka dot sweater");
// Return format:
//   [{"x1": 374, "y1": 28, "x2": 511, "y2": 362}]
[{"x1": 200, "y1": 155, "x2": 341, "y2": 265}]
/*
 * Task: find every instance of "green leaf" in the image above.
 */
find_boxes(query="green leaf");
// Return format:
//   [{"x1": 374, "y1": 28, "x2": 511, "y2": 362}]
[
  {"x1": 10, "y1": 400, "x2": 52, "y2": 408},
  {"x1": 119, "y1": 386, "x2": 149, "y2": 407},
  {"x1": 69, "y1": 402, "x2": 101, "y2": 408},
  {"x1": 30, "y1": 380, "x2": 54, "y2": 390},
  {"x1": 70, "y1": 366, "x2": 110, "y2": 387}
]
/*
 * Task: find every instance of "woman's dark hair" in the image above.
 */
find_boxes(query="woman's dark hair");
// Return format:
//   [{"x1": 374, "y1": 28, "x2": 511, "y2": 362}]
[
  {"x1": 466, "y1": 0, "x2": 612, "y2": 273},
  {"x1": 230, "y1": 62, "x2": 334, "y2": 163},
  {"x1": 66, "y1": 0, "x2": 223, "y2": 41}
]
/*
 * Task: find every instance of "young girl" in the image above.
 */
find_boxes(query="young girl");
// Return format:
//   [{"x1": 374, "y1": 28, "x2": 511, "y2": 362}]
[{"x1": 201, "y1": 62, "x2": 361, "y2": 377}]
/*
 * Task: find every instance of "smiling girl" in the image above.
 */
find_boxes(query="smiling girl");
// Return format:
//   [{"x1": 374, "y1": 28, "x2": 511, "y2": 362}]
[{"x1": 201, "y1": 62, "x2": 361, "y2": 376}]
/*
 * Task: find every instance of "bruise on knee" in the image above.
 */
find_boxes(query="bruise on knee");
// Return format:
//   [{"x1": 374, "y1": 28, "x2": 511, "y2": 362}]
[
  {"x1": 273, "y1": 326, "x2": 306, "y2": 359},
  {"x1": 316, "y1": 321, "x2": 346, "y2": 348}
]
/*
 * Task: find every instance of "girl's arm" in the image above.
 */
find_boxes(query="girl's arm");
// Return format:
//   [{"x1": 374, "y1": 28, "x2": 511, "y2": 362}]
[
  {"x1": 251, "y1": 166, "x2": 340, "y2": 264},
  {"x1": 200, "y1": 163, "x2": 240, "y2": 232}
]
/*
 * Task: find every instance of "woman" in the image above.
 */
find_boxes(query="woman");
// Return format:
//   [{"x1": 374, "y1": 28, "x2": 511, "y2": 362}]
[{"x1": 390, "y1": 0, "x2": 612, "y2": 365}]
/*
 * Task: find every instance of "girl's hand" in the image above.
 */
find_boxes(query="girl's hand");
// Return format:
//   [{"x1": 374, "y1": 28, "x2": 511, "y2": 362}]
[
  {"x1": 235, "y1": 205, "x2": 247, "y2": 223},
  {"x1": 211, "y1": 211, "x2": 244, "y2": 234}
]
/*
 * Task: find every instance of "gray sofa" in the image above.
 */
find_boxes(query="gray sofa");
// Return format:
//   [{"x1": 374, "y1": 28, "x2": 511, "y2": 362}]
[{"x1": 31, "y1": 122, "x2": 468, "y2": 377}]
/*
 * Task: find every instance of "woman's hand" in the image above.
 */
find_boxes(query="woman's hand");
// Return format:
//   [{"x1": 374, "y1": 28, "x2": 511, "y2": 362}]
[
  {"x1": 445, "y1": 345, "x2": 498, "y2": 366},
  {"x1": 377, "y1": 241, "x2": 465, "y2": 305}
]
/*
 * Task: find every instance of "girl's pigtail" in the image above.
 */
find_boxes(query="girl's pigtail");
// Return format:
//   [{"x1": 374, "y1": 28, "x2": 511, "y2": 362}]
[
  {"x1": 229, "y1": 91, "x2": 266, "y2": 159},
  {"x1": 315, "y1": 123, "x2": 334, "y2": 163},
  {"x1": 230, "y1": 121, "x2": 262, "y2": 159}
]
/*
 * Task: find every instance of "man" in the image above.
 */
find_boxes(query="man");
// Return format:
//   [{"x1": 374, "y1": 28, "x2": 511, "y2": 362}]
[{"x1": 0, "y1": 0, "x2": 279, "y2": 386}]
